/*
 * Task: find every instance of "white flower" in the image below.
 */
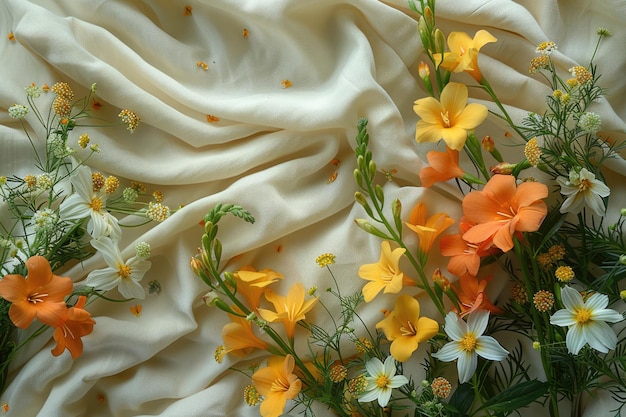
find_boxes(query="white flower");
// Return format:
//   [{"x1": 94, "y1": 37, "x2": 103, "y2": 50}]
[
  {"x1": 86, "y1": 237, "x2": 151, "y2": 299},
  {"x1": 32, "y1": 208, "x2": 58, "y2": 232},
  {"x1": 557, "y1": 167, "x2": 610, "y2": 215},
  {"x1": 432, "y1": 311, "x2": 508, "y2": 384},
  {"x1": 577, "y1": 112, "x2": 601, "y2": 134},
  {"x1": 59, "y1": 165, "x2": 121, "y2": 240},
  {"x1": 8, "y1": 104, "x2": 29, "y2": 119},
  {"x1": 358, "y1": 356, "x2": 408, "y2": 407},
  {"x1": 550, "y1": 286, "x2": 623, "y2": 355}
]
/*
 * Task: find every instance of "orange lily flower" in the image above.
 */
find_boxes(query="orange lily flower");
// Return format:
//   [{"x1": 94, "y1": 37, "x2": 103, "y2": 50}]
[
  {"x1": 252, "y1": 354, "x2": 302, "y2": 417},
  {"x1": 434, "y1": 30, "x2": 497, "y2": 82},
  {"x1": 51, "y1": 296, "x2": 96, "y2": 359},
  {"x1": 233, "y1": 266, "x2": 283, "y2": 311},
  {"x1": 222, "y1": 305, "x2": 268, "y2": 357},
  {"x1": 257, "y1": 283, "x2": 318, "y2": 339},
  {"x1": 358, "y1": 241, "x2": 415, "y2": 302},
  {"x1": 0, "y1": 256, "x2": 72, "y2": 328},
  {"x1": 453, "y1": 274, "x2": 502, "y2": 318},
  {"x1": 440, "y1": 217, "x2": 499, "y2": 276},
  {"x1": 462, "y1": 175, "x2": 548, "y2": 252},
  {"x1": 419, "y1": 147, "x2": 464, "y2": 187},
  {"x1": 413, "y1": 82, "x2": 489, "y2": 151},
  {"x1": 376, "y1": 295, "x2": 439, "y2": 362},
  {"x1": 404, "y1": 202, "x2": 455, "y2": 254}
]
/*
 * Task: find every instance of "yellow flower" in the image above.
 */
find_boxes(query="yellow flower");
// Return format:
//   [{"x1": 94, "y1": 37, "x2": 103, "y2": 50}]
[
  {"x1": 358, "y1": 241, "x2": 414, "y2": 302},
  {"x1": 413, "y1": 82, "x2": 488, "y2": 151},
  {"x1": 404, "y1": 202, "x2": 454, "y2": 254},
  {"x1": 257, "y1": 283, "x2": 318, "y2": 339},
  {"x1": 233, "y1": 266, "x2": 284, "y2": 311},
  {"x1": 221, "y1": 306, "x2": 268, "y2": 357},
  {"x1": 252, "y1": 355, "x2": 302, "y2": 417},
  {"x1": 433, "y1": 30, "x2": 497, "y2": 82},
  {"x1": 376, "y1": 295, "x2": 439, "y2": 362}
]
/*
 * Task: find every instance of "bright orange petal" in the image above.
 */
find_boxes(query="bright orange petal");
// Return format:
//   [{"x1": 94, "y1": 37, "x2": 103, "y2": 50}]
[
  {"x1": 0, "y1": 274, "x2": 28, "y2": 303},
  {"x1": 8, "y1": 302, "x2": 38, "y2": 329}
]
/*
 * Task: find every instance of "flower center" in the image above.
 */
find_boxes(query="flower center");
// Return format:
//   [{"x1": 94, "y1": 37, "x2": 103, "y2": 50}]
[
  {"x1": 460, "y1": 333, "x2": 477, "y2": 352},
  {"x1": 459, "y1": 46, "x2": 466, "y2": 56},
  {"x1": 375, "y1": 375, "x2": 390, "y2": 388},
  {"x1": 440, "y1": 110, "x2": 451, "y2": 127},
  {"x1": 27, "y1": 292, "x2": 48, "y2": 304},
  {"x1": 117, "y1": 263, "x2": 132, "y2": 279},
  {"x1": 575, "y1": 308, "x2": 592, "y2": 324},
  {"x1": 400, "y1": 321, "x2": 417, "y2": 337},
  {"x1": 271, "y1": 376, "x2": 291, "y2": 393},
  {"x1": 90, "y1": 197, "x2": 103, "y2": 212},
  {"x1": 579, "y1": 178, "x2": 591, "y2": 192}
]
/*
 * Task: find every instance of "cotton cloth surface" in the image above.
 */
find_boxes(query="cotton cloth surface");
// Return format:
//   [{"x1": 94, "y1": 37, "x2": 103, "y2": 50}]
[{"x1": 1, "y1": 0, "x2": 625, "y2": 416}]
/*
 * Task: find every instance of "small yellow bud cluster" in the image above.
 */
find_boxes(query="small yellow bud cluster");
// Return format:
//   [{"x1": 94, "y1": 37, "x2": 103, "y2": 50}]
[
  {"x1": 511, "y1": 283, "x2": 528, "y2": 304},
  {"x1": 533, "y1": 290, "x2": 555, "y2": 313},
  {"x1": 243, "y1": 384, "x2": 262, "y2": 406},
  {"x1": 548, "y1": 245, "x2": 565, "y2": 261},
  {"x1": 431, "y1": 377, "x2": 452, "y2": 399},
  {"x1": 51, "y1": 82, "x2": 74, "y2": 100},
  {"x1": 347, "y1": 375, "x2": 368, "y2": 396},
  {"x1": 214, "y1": 345, "x2": 227, "y2": 363},
  {"x1": 78, "y1": 133, "x2": 91, "y2": 149},
  {"x1": 555, "y1": 265, "x2": 575, "y2": 283},
  {"x1": 535, "y1": 41, "x2": 557, "y2": 55},
  {"x1": 118, "y1": 109, "x2": 140, "y2": 133},
  {"x1": 329, "y1": 363, "x2": 348, "y2": 383},
  {"x1": 105, "y1": 176, "x2": 119, "y2": 194},
  {"x1": 355, "y1": 337, "x2": 374, "y2": 354},
  {"x1": 24, "y1": 174, "x2": 37, "y2": 188},
  {"x1": 524, "y1": 137, "x2": 541, "y2": 167},
  {"x1": 315, "y1": 252, "x2": 336, "y2": 267},
  {"x1": 569, "y1": 66, "x2": 593, "y2": 85},
  {"x1": 53, "y1": 96, "x2": 71, "y2": 117},
  {"x1": 146, "y1": 202, "x2": 170, "y2": 222},
  {"x1": 152, "y1": 190, "x2": 164, "y2": 203},
  {"x1": 529, "y1": 55, "x2": 550, "y2": 74},
  {"x1": 92, "y1": 172, "x2": 105, "y2": 191}
]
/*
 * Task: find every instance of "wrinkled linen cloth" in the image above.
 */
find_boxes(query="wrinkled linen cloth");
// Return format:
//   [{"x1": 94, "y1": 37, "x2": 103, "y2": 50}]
[{"x1": 1, "y1": 0, "x2": 625, "y2": 416}]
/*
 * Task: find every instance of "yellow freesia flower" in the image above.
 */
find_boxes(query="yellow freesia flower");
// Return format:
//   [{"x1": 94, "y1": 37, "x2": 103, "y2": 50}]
[
  {"x1": 258, "y1": 283, "x2": 318, "y2": 339},
  {"x1": 252, "y1": 354, "x2": 302, "y2": 417},
  {"x1": 376, "y1": 295, "x2": 439, "y2": 362},
  {"x1": 404, "y1": 202, "x2": 455, "y2": 254},
  {"x1": 433, "y1": 30, "x2": 497, "y2": 82},
  {"x1": 221, "y1": 305, "x2": 268, "y2": 358},
  {"x1": 358, "y1": 241, "x2": 414, "y2": 302},
  {"x1": 413, "y1": 82, "x2": 488, "y2": 151},
  {"x1": 233, "y1": 266, "x2": 284, "y2": 311}
]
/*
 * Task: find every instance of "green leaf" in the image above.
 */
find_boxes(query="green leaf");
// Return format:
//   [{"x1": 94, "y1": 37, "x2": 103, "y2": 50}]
[
  {"x1": 446, "y1": 382, "x2": 474, "y2": 417},
  {"x1": 475, "y1": 380, "x2": 548, "y2": 414}
]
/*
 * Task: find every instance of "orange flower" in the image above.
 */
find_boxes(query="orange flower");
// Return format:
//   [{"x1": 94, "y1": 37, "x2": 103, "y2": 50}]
[
  {"x1": 419, "y1": 147, "x2": 464, "y2": 187},
  {"x1": 453, "y1": 274, "x2": 502, "y2": 318},
  {"x1": 434, "y1": 30, "x2": 497, "y2": 82},
  {"x1": 0, "y1": 256, "x2": 72, "y2": 328},
  {"x1": 233, "y1": 267, "x2": 283, "y2": 311},
  {"x1": 358, "y1": 241, "x2": 414, "y2": 302},
  {"x1": 462, "y1": 175, "x2": 548, "y2": 252},
  {"x1": 404, "y1": 203, "x2": 455, "y2": 254},
  {"x1": 257, "y1": 283, "x2": 318, "y2": 339},
  {"x1": 252, "y1": 355, "x2": 302, "y2": 417},
  {"x1": 51, "y1": 296, "x2": 95, "y2": 359},
  {"x1": 222, "y1": 306, "x2": 268, "y2": 357},
  {"x1": 440, "y1": 217, "x2": 499, "y2": 276}
]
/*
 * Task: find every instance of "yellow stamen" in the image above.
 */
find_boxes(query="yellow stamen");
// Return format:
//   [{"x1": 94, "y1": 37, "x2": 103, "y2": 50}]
[
  {"x1": 460, "y1": 333, "x2": 477, "y2": 352},
  {"x1": 376, "y1": 375, "x2": 390, "y2": 388},
  {"x1": 90, "y1": 197, "x2": 103, "y2": 212},
  {"x1": 575, "y1": 308, "x2": 591, "y2": 324},
  {"x1": 118, "y1": 264, "x2": 131, "y2": 279},
  {"x1": 440, "y1": 110, "x2": 451, "y2": 127}
]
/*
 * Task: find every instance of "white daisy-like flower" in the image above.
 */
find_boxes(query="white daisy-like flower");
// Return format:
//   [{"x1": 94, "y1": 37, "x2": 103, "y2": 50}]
[
  {"x1": 86, "y1": 237, "x2": 151, "y2": 299},
  {"x1": 557, "y1": 167, "x2": 610, "y2": 216},
  {"x1": 550, "y1": 286, "x2": 623, "y2": 355},
  {"x1": 59, "y1": 165, "x2": 121, "y2": 240},
  {"x1": 358, "y1": 356, "x2": 408, "y2": 407},
  {"x1": 432, "y1": 310, "x2": 508, "y2": 384}
]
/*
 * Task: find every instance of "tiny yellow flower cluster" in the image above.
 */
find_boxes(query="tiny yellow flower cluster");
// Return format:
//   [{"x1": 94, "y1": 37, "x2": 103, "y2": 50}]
[
  {"x1": 92, "y1": 172, "x2": 105, "y2": 191},
  {"x1": 118, "y1": 109, "x2": 140, "y2": 133},
  {"x1": 24, "y1": 174, "x2": 37, "y2": 188},
  {"x1": 329, "y1": 363, "x2": 348, "y2": 383},
  {"x1": 431, "y1": 377, "x2": 452, "y2": 398},
  {"x1": 51, "y1": 82, "x2": 74, "y2": 117},
  {"x1": 214, "y1": 345, "x2": 226, "y2": 363},
  {"x1": 243, "y1": 384, "x2": 261, "y2": 406},
  {"x1": 569, "y1": 66, "x2": 593, "y2": 85},
  {"x1": 315, "y1": 252, "x2": 336, "y2": 267},
  {"x1": 347, "y1": 374, "x2": 368, "y2": 396},
  {"x1": 511, "y1": 283, "x2": 528, "y2": 304},
  {"x1": 555, "y1": 265, "x2": 575, "y2": 283},
  {"x1": 104, "y1": 176, "x2": 119, "y2": 194},
  {"x1": 78, "y1": 134, "x2": 90, "y2": 149},
  {"x1": 533, "y1": 290, "x2": 555, "y2": 312},
  {"x1": 524, "y1": 137, "x2": 541, "y2": 166},
  {"x1": 355, "y1": 337, "x2": 374, "y2": 354},
  {"x1": 535, "y1": 41, "x2": 557, "y2": 55},
  {"x1": 146, "y1": 202, "x2": 171, "y2": 222},
  {"x1": 529, "y1": 55, "x2": 550, "y2": 74}
]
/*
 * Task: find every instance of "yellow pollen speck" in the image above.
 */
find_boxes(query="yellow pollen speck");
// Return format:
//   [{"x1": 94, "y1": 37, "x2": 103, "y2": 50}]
[
  {"x1": 460, "y1": 333, "x2": 477, "y2": 352},
  {"x1": 575, "y1": 308, "x2": 591, "y2": 324},
  {"x1": 280, "y1": 79, "x2": 292, "y2": 88},
  {"x1": 375, "y1": 375, "x2": 390, "y2": 388}
]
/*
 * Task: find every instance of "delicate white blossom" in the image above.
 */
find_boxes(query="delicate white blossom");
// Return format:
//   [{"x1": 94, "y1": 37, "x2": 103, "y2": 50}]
[
  {"x1": 358, "y1": 356, "x2": 408, "y2": 407},
  {"x1": 86, "y1": 237, "x2": 151, "y2": 299},
  {"x1": 557, "y1": 167, "x2": 610, "y2": 215},
  {"x1": 432, "y1": 310, "x2": 508, "y2": 384},
  {"x1": 577, "y1": 112, "x2": 601, "y2": 134},
  {"x1": 550, "y1": 286, "x2": 623, "y2": 355},
  {"x1": 32, "y1": 208, "x2": 58, "y2": 232},
  {"x1": 8, "y1": 104, "x2": 29, "y2": 119}
]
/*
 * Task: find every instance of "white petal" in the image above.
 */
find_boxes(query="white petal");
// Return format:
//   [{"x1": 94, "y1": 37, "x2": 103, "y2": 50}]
[
  {"x1": 565, "y1": 324, "x2": 586, "y2": 355},
  {"x1": 377, "y1": 387, "x2": 392, "y2": 407},
  {"x1": 582, "y1": 321, "x2": 616, "y2": 353},
  {"x1": 382, "y1": 356, "x2": 397, "y2": 378},
  {"x1": 591, "y1": 308, "x2": 624, "y2": 323},
  {"x1": 560, "y1": 286, "x2": 583, "y2": 311},
  {"x1": 358, "y1": 389, "x2": 380, "y2": 403},
  {"x1": 584, "y1": 192, "x2": 606, "y2": 215},
  {"x1": 118, "y1": 279, "x2": 146, "y2": 299},
  {"x1": 59, "y1": 195, "x2": 89, "y2": 220},
  {"x1": 475, "y1": 336, "x2": 508, "y2": 361},
  {"x1": 467, "y1": 310, "x2": 489, "y2": 336},
  {"x1": 365, "y1": 357, "x2": 384, "y2": 377},
  {"x1": 432, "y1": 341, "x2": 462, "y2": 362},
  {"x1": 85, "y1": 268, "x2": 120, "y2": 291},
  {"x1": 90, "y1": 237, "x2": 123, "y2": 268},
  {"x1": 443, "y1": 311, "x2": 466, "y2": 341},
  {"x1": 584, "y1": 292, "x2": 609, "y2": 311},
  {"x1": 550, "y1": 309, "x2": 577, "y2": 327},
  {"x1": 457, "y1": 350, "x2": 477, "y2": 384},
  {"x1": 388, "y1": 374, "x2": 408, "y2": 388},
  {"x1": 590, "y1": 178, "x2": 610, "y2": 197}
]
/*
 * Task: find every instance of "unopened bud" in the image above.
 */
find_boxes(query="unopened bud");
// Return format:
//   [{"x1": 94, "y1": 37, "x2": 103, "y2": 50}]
[
  {"x1": 619, "y1": 255, "x2": 626, "y2": 265},
  {"x1": 482, "y1": 135, "x2": 495, "y2": 152},
  {"x1": 434, "y1": 29, "x2": 446, "y2": 55},
  {"x1": 190, "y1": 257, "x2": 202, "y2": 275},
  {"x1": 354, "y1": 219, "x2": 390, "y2": 239},
  {"x1": 418, "y1": 62, "x2": 430, "y2": 80},
  {"x1": 432, "y1": 268, "x2": 450, "y2": 291},
  {"x1": 490, "y1": 162, "x2": 516, "y2": 175},
  {"x1": 423, "y1": 6, "x2": 434, "y2": 28},
  {"x1": 202, "y1": 290, "x2": 220, "y2": 306}
]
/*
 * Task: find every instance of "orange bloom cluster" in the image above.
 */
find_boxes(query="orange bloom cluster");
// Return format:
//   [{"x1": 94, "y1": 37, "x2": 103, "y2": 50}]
[{"x1": 0, "y1": 256, "x2": 95, "y2": 359}]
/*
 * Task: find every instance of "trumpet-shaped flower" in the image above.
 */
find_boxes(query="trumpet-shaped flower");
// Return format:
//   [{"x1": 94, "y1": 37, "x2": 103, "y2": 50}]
[
  {"x1": 462, "y1": 175, "x2": 548, "y2": 252},
  {"x1": 233, "y1": 266, "x2": 283, "y2": 311},
  {"x1": 85, "y1": 237, "x2": 151, "y2": 299},
  {"x1": 413, "y1": 82, "x2": 489, "y2": 151},
  {"x1": 221, "y1": 305, "x2": 268, "y2": 357},
  {"x1": 433, "y1": 30, "x2": 497, "y2": 82},
  {"x1": 440, "y1": 217, "x2": 498, "y2": 276},
  {"x1": 51, "y1": 296, "x2": 95, "y2": 359},
  {"x1": 550, "y1": 286, "x2": 623, "y2": 355},
  {"x1": 557, "y1": 167, "x2": 610, "y2": 215},
  {"x1": 376, "y1": 295, "x2": 439, "y2": 362},
  {"x1": 419, "y1": 147, "x2": 465, "y2": 187},
  {"x1": 0, "y1": 256, "x2": 72, "y2": 328},
  {"x1": 59, "y1": 165, "x2": 121, "y2": 240},
  {"x1": 404, "y1": 202, "x2": 455, "y2": 255},
  {"x1": 433, "y1": 310, "x2": 508, "y2": 383},
  {"x1": 358, "y1": 241, "x2": 414, "y2": 302},
  {"x1": 252, "y1": 355, "x2": 301, "y2": 417},
  {"x1": 358, "y1": 356, "x2": 408, "y2": 407},
  {"x1": 257, "y1": 283, "x2": 318, "y2": 339},
  {"x1": 453, "y1": 274, "x2": 502, "y2": 318}
]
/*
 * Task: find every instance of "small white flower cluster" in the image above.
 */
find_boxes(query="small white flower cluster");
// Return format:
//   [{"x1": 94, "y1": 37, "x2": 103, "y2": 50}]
[
  {"x1": 8, "y1": 104, "x2": 29, "y2": 119},
  {"x1": 577, "y1": 112, "x2": 602, "y2": 134}
]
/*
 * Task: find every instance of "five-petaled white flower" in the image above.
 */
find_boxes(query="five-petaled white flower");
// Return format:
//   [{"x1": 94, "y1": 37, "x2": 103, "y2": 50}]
[
  {"x1": 432, "y1": 310, "x2": 508, "y2": 384},
  {"x1": 86, "y1": 237, "x2": 151, "y2": 299},
  {"x1": 59, "y1": 165, "x2": 121, "y2": 240},
  {"x1": 358, "y1": 356, "x2": 408, "y2": 407},
  {"x1": 557, "y1": 167, "x2": 610, "y2": 216},
  {"x1": 550, "y1": 286, "x2": 623, "y2": 355}
]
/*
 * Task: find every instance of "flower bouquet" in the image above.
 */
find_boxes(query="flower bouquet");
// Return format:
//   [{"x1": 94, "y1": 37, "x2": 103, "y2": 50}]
[{"x1": 0, "y1": 81, "x2": 173, "y2": 398}]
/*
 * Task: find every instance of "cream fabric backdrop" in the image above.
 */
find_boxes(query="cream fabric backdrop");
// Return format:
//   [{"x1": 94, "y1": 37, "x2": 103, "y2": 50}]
[{"x1": 1, "y1": 0, "x2": 625, "y2": 416}]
